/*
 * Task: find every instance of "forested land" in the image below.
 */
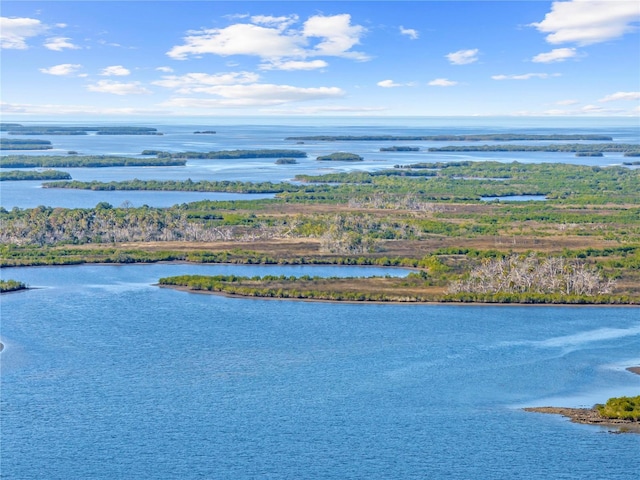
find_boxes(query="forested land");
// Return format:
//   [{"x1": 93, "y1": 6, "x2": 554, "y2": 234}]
[
  {"x1": 428, "y1": 143, "x2": 639, "y2": 153},
  {"x1": 144, "y1": 149, "x2": 307, "y2": 159},
  {"x1": 0, "y1": 155, "x2": 185, "y2": 168},
  {"x1": 0, "y1": 138, "x2": 53, "y2": 150},
  {"x1": 285, "y1": 134, "x2": 613, "y2": 141},
  {"x1": 0, "y1": 170, "x2": 71, "y2": 181},
  {"x1": 0, "y1": 125, "x2": 160, "y2": 135},
  {"x1": 0, "y1": 279, "x2": 27, "y2": 293}
]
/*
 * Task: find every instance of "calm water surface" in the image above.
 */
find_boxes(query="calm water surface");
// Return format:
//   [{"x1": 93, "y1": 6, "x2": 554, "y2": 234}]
[{"x1": 2, "y1": 264, "x2": 639, "y2": 479}]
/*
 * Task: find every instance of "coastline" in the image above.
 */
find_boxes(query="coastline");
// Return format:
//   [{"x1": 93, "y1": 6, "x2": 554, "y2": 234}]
[{"x1": 525, "y1": 367, "x2": 640, "y2": 434}]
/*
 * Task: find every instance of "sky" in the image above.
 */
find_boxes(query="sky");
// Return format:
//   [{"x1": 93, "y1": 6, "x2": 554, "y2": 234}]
[{"x1": 1, "y1": 0, "x2": 639, "y2": 118}]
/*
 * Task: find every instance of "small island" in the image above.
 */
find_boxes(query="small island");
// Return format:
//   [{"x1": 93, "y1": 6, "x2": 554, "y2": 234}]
[
  {"x1": 275, "y1": 158, "x2": 298, "y2": 164},
  {"x1": 316, "y1": 152, "x2": 364, "y2": 162},
  {"x1": 575, "y1": 152, "x2": 603, "y2": 157},
  {"x1": 145, "y1": 149, "x2": 307, "y2": 159},
  {"x1": 380, "y1": 146, "x2": 420, "y2": 152},
  {"x1": 0, "y1": 170, "x2": 72, "y2": 181},
  {"x1": 285, "y1": 134, "x2": 613, "y2": 142},
  {"x1": 194, "y1": 130, "x2": 216, "y2": 134},
  {"x1": 1, "y1": 155, "x2": 185, "y2": 168},
  {"x1": 0, "y1": 138, "x2": 53, "y2": 150},
  {"x1": 1, "y1": 125, "x2": 161, "y2": 135},
  {"x1": 525, "y1": 392, "x2": 640, "y2": 433},
  {"x1": 0, "y1": 279, "x2": 27, "y2": 293}
]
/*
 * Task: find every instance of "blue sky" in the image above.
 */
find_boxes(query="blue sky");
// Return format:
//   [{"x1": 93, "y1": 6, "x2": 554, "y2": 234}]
[{"x1": 1, "y1": 1, "x2": 639, "y2": 118}]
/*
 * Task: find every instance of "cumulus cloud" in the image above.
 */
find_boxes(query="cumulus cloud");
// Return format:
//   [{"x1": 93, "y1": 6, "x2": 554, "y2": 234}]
[
  {"x1": 161, "y1": 84, "x2": 344, "y2": 108},
  {"x1": 531, "y1": 0, "x2": 640, "y2": 45},
  {"x1": 598, "y1": 91, "x2": 640, "y2": 102},
  {"x1": 44, "y1": 37, "x2": 80, "y2": 51},
  {"x1": 0, "y1": 101, "x2": 170, "y2": 116},
  {"x1": 39, "y1": 63, "x2": 82, "y2": 76},
  {"x1": 446, "y1": 49, "x2": 479, "y2": 65},
  {"x1": 1, "y1": 16, "x2": 47, "y2": 49},
  {"x1": 153, "y1": 72, "x2": 260, "y2": 92},
  {"x1": 532, "y1": 47, "x2": 578, "y2": 63},
  {"x1": 492, "y1": 73, "x2": 560, "y2": 80},
  {"x1": 100, "y1": 65, "x2": 131, "y2": 76},
  {"x1": 167, "y1": 13, "x2": 368, "y2": 63},
  {"x1": 86, "y1": 80, "x2": 151, "y2": 95},
  {"x1": 156, "y1": 66, "x2": 174, "y2": 73},
  {"x1": 259, "y1": 59, "x2": 328, "y2": 71},
  {"x1": 399, "y1": 26, "x2": 419, "y2": 40},
  {"x1": 377, "y1": 79, "x2": 415, "y2": 88},
  {"x1": 428, "y1": 78, "x2": 458, "y2": 87}
]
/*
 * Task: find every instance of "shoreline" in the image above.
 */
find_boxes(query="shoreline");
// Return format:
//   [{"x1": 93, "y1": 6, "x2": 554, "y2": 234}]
[
  {"x1": 158, "y1": 283, "x2": 639, "y2": 307},
  {"x1": 525, "y1": 367, "x2": 640, "y2": 434}
]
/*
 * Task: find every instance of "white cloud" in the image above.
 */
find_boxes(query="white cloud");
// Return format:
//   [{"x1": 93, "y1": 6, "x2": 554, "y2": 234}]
[
  {"x1": 428, "y1": 78, "x2": 458, "y2": 87},
  {"x1": 39, "y1": 63, "x2": 82, "y2": 76},
  {"x1": 532, "y1": 47, "x2": 578, "y2": 63},
  {"x1": 264, "y1": 105, "x2": 387, "y2": 115},
  {"x1": 44, "y1": 37, "x2": 80, "y2": 51},
  {"x1": 161, "y1": 84, "x2": 344, "y2": 108},
  {"x1": 598, "y1": 91, "x2": 640, "y2": 102},
  {"x1": 260, "y1": 59, "x2": 328, "y2": 71},
  {"x1": 156, "y1": 66, "x2": 174, "y2": 73},
  {"x1": 87, "y1": 80, "x2": 151, "y2": 95},
  {"x1": 100, "y1": 65, "x2": 131, "y2": 76},
  {"x1": 492, "y1": 73, "x2": 560, "y2": 80},
  {"x1": 167, "y1": 14, "x2": 368, "y2": 62},
  {"x1": 399, "y1": 26, "x2": 419, "y2": 40},
  {"x1": 0, "y1": 101, "x2": 170, "y2": 116},
  {"x1": 446, "y1": 49, "x2": 479, "y2": 65},
  {"x1": 153, "y1": 72, "x2": 259, "y2": 92},
  {"x1": 377, "y1": 79, "x2": 415, "y2": 88},
  {"x1": 0, "y1": 17, "x2": 47, "y2": 49},
  {"x1": 531, "y1": 0, "x2": 640, "y2": 45}
]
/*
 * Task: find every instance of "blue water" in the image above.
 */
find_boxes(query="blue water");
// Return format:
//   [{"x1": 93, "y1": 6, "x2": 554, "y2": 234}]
[
  {"x1": 2, "y1": 264, "x2": 640, "y2": 479},
  {"x1": 2, "y1": 118, "x2": 639, "y2": 209},
  {"x1": 2, "y1": 118, "x2": 640, "y2": 478}
]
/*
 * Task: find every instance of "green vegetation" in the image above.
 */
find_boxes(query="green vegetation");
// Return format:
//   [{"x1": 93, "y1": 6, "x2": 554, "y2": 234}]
[
  {"x1": 0, "y1": 279, "x2": 27, "y2": 293},
  {"x1": 380, "y1": 146, "x2": 420, "y2": 152},
  {"x1": 1, "y1": 126, "x2": 160, "y2": 135},
  {"x1": 151, "y1": 149, "x2": 307, "y2": 159},
  {"x1": 597, "y1": 396, "x2": 640, "y2": 421},
  {"x1": 285, "y1": 134, "x2": 613, "y2": 141},
  {"x1": 428, "y1": 143, "x2": 638, "y2": 153},
  {"x1": 576, "y1": 152, "x2": 603, "y2": 157},
  {"x1": 194, "y1": 130, "x2": 216, "y2": 134},
  {"x1": 316, "y1": 152, "x2": 364, "y2": 162},
  {"x1": 624, "y1": 152, "x2": 640, "y2": 157},
  {"x1": 0, "y1": 138, "x2": 53, "y2": 150},
  {"x1": 0, "y1": 155, "x2": 185, "y2": 168},
  {"x1": 275, "y1": 158, "x2": 298, "y2": 164},
  {"x1": 0, "y1": 170, "x2": 72, "y2": 181}
]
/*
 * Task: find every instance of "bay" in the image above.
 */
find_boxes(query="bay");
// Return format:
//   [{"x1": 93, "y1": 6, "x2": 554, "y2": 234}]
[{"x1": 1, "y1": 263, "x2": 639, "y2": 479}]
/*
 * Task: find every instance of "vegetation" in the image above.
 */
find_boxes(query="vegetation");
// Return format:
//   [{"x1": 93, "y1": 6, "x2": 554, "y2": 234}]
[
  {"x1": 1, "y1": 126, "x2": 160, "y2": 135},
  {"x1": 575, "y1": 152, "x2": 603, "y2": 157},
  {"x1": 275, "y1": 158, "x2": 298, "y2": 164},
  {"x1": 428, "y1": 143, "x2": 638, "y2": 153},
  {"x1": 150, "y1": 149, "x2": 307, "y2": 159},
  {"x1": 0, "y1": 279, "x2": 27, "y2": 293},
  {"x1": 194, "y1": 130, "x2": 216, "y2": 134},
  {"x1": 380, "y1": 146, "x2": 420, "y2": 152},
  {"x1": 0, "y1": 155, "x2": 185, "y2": 168},
  {"x1": 0, "y1": 170, "x2": 72, "y2": 181},
  {"x1": 597, "y1": 396, "x2": 640, "y2": 421},
  {"x1": 316, "y1": 152, "x2": 364, "y2": 162},
  {"x1": 285, "y1": 134, "x2": 613, "y2": 141},
  {"x1": 0, "y1": 138, "x2": 53, "y2": 150}
]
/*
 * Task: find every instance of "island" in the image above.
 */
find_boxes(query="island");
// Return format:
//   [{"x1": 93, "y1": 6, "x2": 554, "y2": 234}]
[
  {"x1": 145, "y1": 149, "x2": 307, "y2": 159},
  {"x1": 1, "y1": 170, "x2": 72, "y2": 181},
  {"x1": 275, "y1": 158, "x2": 298, "y2": 164},
  {"x1": 0, "y1": 139, "x2": 53, "y2": 150},
  {"x1": 380, "y1": 146, "x2": 420, "y2": 152},
  {"x1": 194, "y1": 130, "x2": 216, "y2": 134},
  {"x1": 1, "y1": 125, "x2": 161, "y2": 135},
  {"x1": 0, "y1": 279, "x2": 27, "y2": 293},
  {"x1": 316, "y1": 152, "x2": 364, "y2": 162},
  {"x1": 1, "y1": 155, "x2": 186, "y2": 168},
  {"x1": 285, "y1": 134, "x2": 613, "y2": 141},
  {"x1": 525, "y1": 390, "x2": 640, "y2": 433},
  {"x1": 427, "y1": 143, "x2": 638, "y2": 153}
]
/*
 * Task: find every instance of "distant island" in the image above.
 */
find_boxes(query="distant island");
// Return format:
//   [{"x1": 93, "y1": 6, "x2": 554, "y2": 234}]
[
  {"x1": 380, "y1": 146, "x2": 420, "y2": 152},
  {"x1": 1, "y1": 155, "x2": 185, "y2": 168},
  {"x1": 194, "y1": 130, "x2": 216, "y2": 134},
  {"x1": 316, "y1": 152, "x2": 363, "y2": 162},
  {"x1": 1, "y1": 170, "x2": 72, "y2": 181},
  {"x1": 0, "y1": 280, "x2": 27, "y2": 293},
  {"x1": 428, "y1": 143, "x2": 638, "y2": 153},
  {"x1": 275, "y1": 158, "x2": 298, "y2": 164},
  {"x1": 0, "y1": 138, "x2": 53, "y2": 150},
  {"x1": 285, "y1": 134, "x2": 613, "y2": 141},
  {"x1": 142, "y1": 149, "x2": 308, "y2": 159},
  {"x1": 0, "y1": 125, "x2": 161, "y2": 135}
]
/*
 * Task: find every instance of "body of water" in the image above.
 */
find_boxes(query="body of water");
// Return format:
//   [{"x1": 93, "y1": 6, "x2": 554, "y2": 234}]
[
  {"x1": 2, "y1": 264, "x2": 639, "y2": 479},
  {"x1": 2, "y1": 118, "x2": 639, "y2": 478}
]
